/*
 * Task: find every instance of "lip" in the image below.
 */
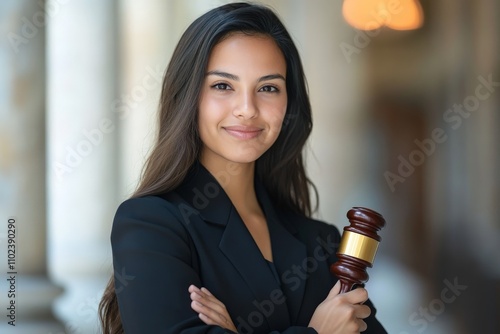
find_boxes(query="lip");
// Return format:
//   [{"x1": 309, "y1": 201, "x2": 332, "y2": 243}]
[{"x1": 223, "y1": 125, "x2": 263, "y2": 139}]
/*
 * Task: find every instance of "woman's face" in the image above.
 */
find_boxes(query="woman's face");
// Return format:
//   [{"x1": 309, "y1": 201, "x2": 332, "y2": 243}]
[{"x1": 198, "y1": 33, "x2": 287, "y2": 167}]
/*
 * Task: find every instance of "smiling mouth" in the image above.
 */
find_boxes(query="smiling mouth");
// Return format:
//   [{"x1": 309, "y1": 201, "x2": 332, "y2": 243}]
[{"x1": 223, "y1": 126, "x2": 263, "y2": 140}]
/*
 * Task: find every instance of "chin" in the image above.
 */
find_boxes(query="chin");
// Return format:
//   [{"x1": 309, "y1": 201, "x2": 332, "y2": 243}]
[
  {"x1": 221, "y1": 148, "x2": 268, "y2": 164},
  {"x1": 224, "y1": 154, "x2": 262, "y2": 164},
  {"x1": 201, "y1": 142, "x2": 273, "y2": 166}
]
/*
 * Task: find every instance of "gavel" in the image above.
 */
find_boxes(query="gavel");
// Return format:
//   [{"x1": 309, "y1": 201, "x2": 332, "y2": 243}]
[{"x1": 330, "y1": 207, "x2": 386, "y2": 294}]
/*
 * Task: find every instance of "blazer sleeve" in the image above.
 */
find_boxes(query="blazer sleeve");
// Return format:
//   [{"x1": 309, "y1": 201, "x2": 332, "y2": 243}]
[{"x1": 111, "y1": 196, "x2": 319, "y2": 334}]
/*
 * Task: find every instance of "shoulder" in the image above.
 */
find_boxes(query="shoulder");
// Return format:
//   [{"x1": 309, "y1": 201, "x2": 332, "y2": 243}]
[
  {"x1": 114, "y1": 192, "x2": 197, "y2": 224},
  {"x1": 115, "y1": 195, "x2": 174, "y2": 215},
  {"x1": 277, "y1": 208, "x2": 341, "y2": 243},
  {"x1": 276, "y1": 209, "x2": 342, "y2": 267},
  {"x1": 111, "y1": 194, "x2": 195, "y2": 250}
]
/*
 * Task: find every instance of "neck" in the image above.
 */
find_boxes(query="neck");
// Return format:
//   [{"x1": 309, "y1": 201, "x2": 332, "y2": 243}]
[{"x1": 199, "y1": 155, "x2": 260, "y2": 214}]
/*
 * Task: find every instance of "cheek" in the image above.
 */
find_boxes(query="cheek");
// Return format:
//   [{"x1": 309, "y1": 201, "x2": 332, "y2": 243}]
[
  {"x1": 198, "y1": 98, "x2": 224, "y2": 130},
  {"x1": 266, "y1": 102, "x2": 288, "y2": 133}
]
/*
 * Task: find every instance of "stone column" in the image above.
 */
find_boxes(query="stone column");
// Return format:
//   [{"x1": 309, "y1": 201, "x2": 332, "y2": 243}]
[
  {"x1": 0, "y1": 0, "x2": 63, "y2": 332},
  {"x1": 118, "y1": 0, "x2": 172, "y2": 197},
  {"x1": 46, "y1": 0, "x2": 118, "y2": 332},
  {"x1": 118, "y1": 0, "x2": 216, "y2": 197}
]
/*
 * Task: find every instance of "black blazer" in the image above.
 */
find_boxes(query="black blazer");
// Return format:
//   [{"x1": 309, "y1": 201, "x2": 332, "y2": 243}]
[{"x1": 111, "y1": 163, "x2": 387, "y2": 333}]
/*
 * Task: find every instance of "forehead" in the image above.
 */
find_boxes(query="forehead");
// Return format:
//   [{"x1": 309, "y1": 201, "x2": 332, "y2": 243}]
[{"x1": 207, "y1": 33, "x2": 286, "y2": 74}]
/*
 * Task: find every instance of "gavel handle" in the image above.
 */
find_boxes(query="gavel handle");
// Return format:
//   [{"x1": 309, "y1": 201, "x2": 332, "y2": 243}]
[{"x1": 339, "y1": 280, "x2": 355, "y2": 294}]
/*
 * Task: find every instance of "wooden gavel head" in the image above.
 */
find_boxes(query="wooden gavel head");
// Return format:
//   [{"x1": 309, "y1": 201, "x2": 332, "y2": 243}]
[{"x1": 330, "y1": 207, "x2": 386, "y2": 294}]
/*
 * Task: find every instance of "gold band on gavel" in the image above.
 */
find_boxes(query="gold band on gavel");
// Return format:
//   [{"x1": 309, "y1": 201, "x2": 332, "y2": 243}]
[{"x1": 337, "y1": 231, "x2": 380, "y2": 264}]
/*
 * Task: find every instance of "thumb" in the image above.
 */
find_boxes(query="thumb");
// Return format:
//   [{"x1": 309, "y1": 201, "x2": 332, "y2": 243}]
[{"x1": 327, "y1": 280, "x2": 341, "y2": 298}]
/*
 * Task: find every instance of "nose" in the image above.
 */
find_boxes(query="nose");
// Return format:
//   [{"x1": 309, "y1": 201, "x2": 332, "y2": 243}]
[{"x1": 233, "y1": 90, "x2": 258, "y2": 120}]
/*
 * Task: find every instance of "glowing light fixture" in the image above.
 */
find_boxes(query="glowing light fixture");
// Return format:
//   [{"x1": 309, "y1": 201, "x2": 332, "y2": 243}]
[{"x1": 342, "y1": 0, "x2": 424, "y2": 31}]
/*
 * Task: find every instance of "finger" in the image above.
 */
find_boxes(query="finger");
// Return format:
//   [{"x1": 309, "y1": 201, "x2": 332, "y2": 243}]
[
  {"x1": 358, "y1": 319, "x2": 368, "y2": 332},
  {"x1": 201, "y1": 287, "x2": 214, "y2": 296},
  {"x1": 190, "y1": 290, "x2": 225, "y2": 308},
  {"x1": 354, "y1": 304, "x2": 371, "y2": 319},
  {"x1": 190, "y1": 287, "x2": 215, "y2": 302},
  {"x1": 198, "y1": 310, "x2": 224, "y2": 327},
  {"x1": 197, "y1": 287, "x2": 222, "y2": 305},
  {"x1": 191, "y1": 300, "x2": 204, "y2": 314},
  {"x1": 198, "y1": 312, "x2": 214, "y2": 325},
  {"x1": 343, "y1": 287, "x2": 369, "y2": 305},
  {"x1": 188, "y1": 284, "x2": 201, "y2": 293},
  {"x1": 191, "y1": 300, "x2": 230, "y2": 327},
  {"x1": 198, "y1": 312, "x2": 223, "y2": 327},
  {"x1": 190, "y1": 285, "x2": 214, "y2": 299},
  {"x1": 199, "y1": 312, "x2": 236, "y2": 332},
  {"x1": 190, "y1": 291, "x2": 227, "y2": 315},
  {"x1": 327, "y1": 280, "x2": 341, "y2": 298},
  {"x1": 192, "y1": 300, "x2": 222, "y2": 321}
]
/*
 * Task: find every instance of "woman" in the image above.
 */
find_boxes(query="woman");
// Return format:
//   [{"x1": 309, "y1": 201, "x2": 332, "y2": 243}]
[{"x1": 99, "y1": 3, "x2": 387, "y2": 333}]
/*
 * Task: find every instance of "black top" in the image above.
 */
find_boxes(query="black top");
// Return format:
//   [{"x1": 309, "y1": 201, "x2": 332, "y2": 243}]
[{"x1": 111, "y1": 162, "x2": 387, "y2": 333}]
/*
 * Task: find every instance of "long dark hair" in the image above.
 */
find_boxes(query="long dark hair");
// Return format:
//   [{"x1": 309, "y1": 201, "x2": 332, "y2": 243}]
[{"x1": 99, "y1": 3, "x2": 316, "y2": 332}]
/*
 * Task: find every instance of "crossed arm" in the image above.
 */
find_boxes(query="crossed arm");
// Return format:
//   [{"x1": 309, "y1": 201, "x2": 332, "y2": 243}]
[{"x1": 189, "y1": 281, "x2": 373, "y2": 334}]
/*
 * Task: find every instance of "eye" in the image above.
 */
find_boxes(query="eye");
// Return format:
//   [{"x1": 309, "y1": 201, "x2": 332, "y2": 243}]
[
  {"x1": 211, "y1": 83, "x2": 231, "y2": 90},
  {"x1": 259, "y1": 85, "x2": 279, "y2": 93}
]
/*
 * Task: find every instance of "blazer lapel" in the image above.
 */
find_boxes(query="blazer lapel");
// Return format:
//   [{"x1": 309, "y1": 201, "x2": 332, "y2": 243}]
[
  {"x1": 257, "y1": 182, "x2": 308, "y2": 324},
  {"x1": 176, "y1": 162, "x2": 293, "y2": 329},
  {"x1": 219, "y1": 207, "x2": 293, "y2": 329}
]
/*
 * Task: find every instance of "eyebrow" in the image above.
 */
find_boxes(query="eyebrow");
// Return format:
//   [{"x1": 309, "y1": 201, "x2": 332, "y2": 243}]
[{"x1": 206, "y1": 70, "x2": 285, "y2": 82}]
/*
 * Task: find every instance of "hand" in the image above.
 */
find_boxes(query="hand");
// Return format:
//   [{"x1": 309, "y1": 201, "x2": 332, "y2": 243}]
[
  {"x1": 308, "y1": 281, "x2": 371, "y2": 334},
  {"x1": 189, "y1": 285, "x2": 237, "y2": 332}
]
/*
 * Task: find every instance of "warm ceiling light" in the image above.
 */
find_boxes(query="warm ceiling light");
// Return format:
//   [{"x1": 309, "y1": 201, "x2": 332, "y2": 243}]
[{"x1": 342, "y1": 0, "x2": 424, "y2": 31}]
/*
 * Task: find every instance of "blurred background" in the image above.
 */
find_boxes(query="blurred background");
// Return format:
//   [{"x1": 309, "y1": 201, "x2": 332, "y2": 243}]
[{"x1": 0, "y1": 0, "x2": 498, "y2": 333}]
